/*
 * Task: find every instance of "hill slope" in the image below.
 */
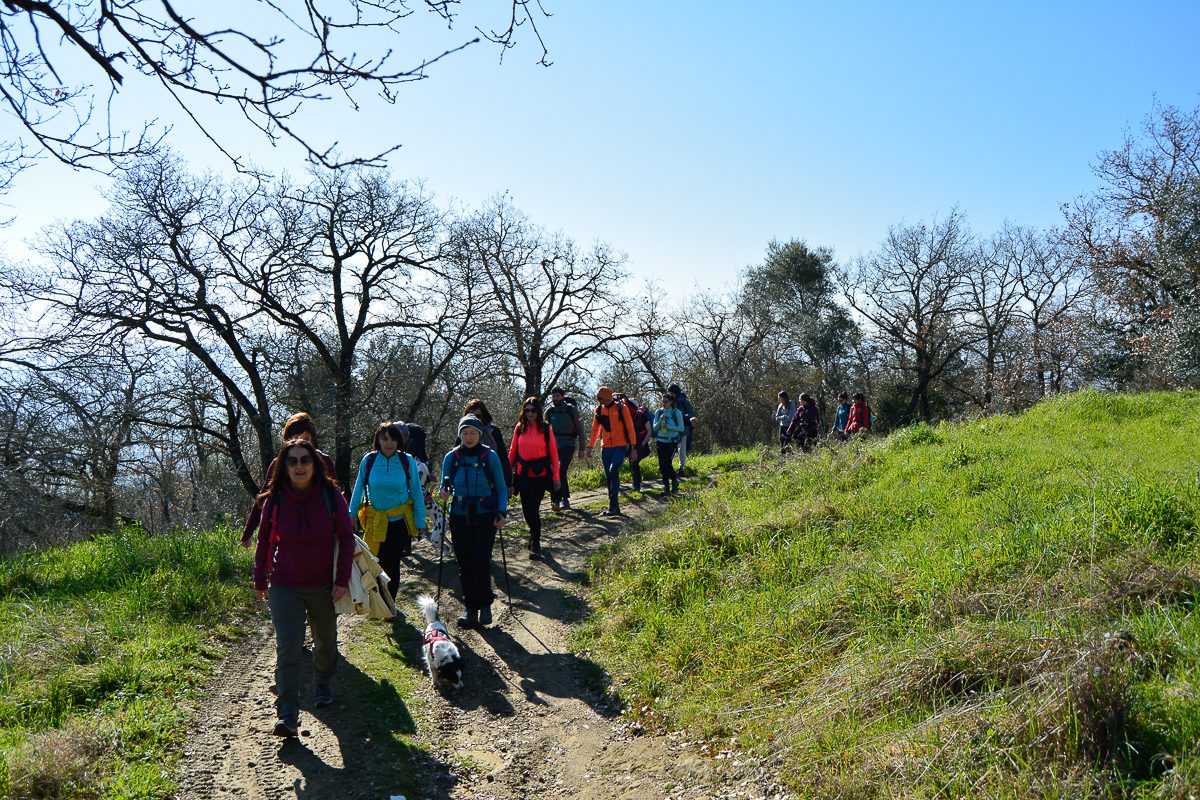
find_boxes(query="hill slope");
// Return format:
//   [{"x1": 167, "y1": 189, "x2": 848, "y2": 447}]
[{"x1": 579, "y1": 390, "x2": 1200, "y2": 799}]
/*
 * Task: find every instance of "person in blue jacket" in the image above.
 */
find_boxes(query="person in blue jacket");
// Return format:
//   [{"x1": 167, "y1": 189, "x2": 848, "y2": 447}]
[
  {"x1": 652, "y1": 392, "x2": 685, "y2": 497},
  {"x1": 349, "y1": 421, "x2": 426, "y2": 601},
  {"x1": 439, "y1": 415, "x2": 509, "y2": 628},
  {"x1": 832, "y1": 392, "x2": 851, "y2": 442}
]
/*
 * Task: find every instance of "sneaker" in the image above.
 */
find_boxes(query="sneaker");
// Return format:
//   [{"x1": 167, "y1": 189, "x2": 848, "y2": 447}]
[
  {"x1": 479, "y1": 606, "x2": 493, "y2": 625},
  {"x1": 272, "y1": 717, "x2": 298, "y2": 738},
  {"x1": 528, "y1": 550, "x2": 542, "y2": 560},
  {"x1": 551, "y1": 502, "x2": 562, "y2": 513},
  {"x1": 561, "y1": 499, "x2": 571, "y2": 510},
  {"x1": 457, "y1": 609, "x2": 478, "y2": 628},
  {"x1": 314, "y1": 685, "x2": 333, "y2": 708}
]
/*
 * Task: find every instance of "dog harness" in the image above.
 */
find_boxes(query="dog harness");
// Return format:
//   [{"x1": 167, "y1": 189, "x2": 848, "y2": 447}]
[{"x1": 424, "y1": 623, "x2": 452, "y2": 659}]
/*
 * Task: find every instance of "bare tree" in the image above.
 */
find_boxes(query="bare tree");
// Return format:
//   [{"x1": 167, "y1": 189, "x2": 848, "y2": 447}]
[
  {"x1": 845, "y1": 210, "x2": 977, "y2": 423},
  {"x1": 0, "y1": 1, "x2": 552, "y2": 184},
  {"x1": 1013, "y1": 228, "x2": 1091, "y2": 397},
  {"x1": 961, "y1": 226, "x2": 1025, "y2": 410},
  {"x1": 450, "y1": 194, "x2": 639, "y2": 399}
]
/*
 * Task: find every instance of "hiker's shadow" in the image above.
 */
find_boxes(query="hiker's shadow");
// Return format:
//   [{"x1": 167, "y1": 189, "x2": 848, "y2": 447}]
[
  {"x1": 479, "y1": 624, "x2": 618, "y2": 718},
  {"x1": 275, "y1": 656, "x2": 458, "y2": 800}
]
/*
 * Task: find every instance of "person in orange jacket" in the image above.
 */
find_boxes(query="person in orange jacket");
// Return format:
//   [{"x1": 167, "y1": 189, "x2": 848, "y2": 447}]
[
  {"x1": 508, "y1": 397, "x2": 560, "y2": 559},
  {"x1": 585, "y1": 385, "x2": 636, "y2": 516}
]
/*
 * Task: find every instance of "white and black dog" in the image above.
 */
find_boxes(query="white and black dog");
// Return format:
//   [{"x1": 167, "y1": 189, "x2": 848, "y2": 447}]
[{"x1": 416, "y1": 594, "x2": 464, "y2": 689}]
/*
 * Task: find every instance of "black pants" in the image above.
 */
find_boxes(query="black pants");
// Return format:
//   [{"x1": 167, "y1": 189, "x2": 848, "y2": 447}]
[
  {"x1": 449, "y1": 513, "x2": 498, "y2": 611},
  {"x1": 657, "y1": 441, "x2": 679, "y2": 489},
  {"x1": 551, "y1": 446, "x2": 575, "y2": 504},
  {"x1": 376, "y1": 517, "x2": 410, "y2": 599},
  {"x1": 518, "y1": 475, "x2": 552, "y2": 552},
  {"x1": 631, "y1": 455, "x2": 643, "y2": 490}
]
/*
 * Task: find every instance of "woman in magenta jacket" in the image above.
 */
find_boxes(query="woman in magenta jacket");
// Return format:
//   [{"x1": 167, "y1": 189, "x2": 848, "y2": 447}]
[
  {"x1": 508, "y1": 396, "x2": 560, "y2": 559},
  {"x1": 253, "y1": 438, "x2": 355, "y2": 738}
]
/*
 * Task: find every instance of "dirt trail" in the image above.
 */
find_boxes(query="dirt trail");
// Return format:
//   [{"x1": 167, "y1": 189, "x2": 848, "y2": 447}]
[{"x1": 177, "y1": 485, "x2": 787, "y2": 799}]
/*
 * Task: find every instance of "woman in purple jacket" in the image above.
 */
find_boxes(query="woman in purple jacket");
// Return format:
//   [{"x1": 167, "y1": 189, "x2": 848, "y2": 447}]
[{"x1": 253, "y1": 438, "x2": 355, "y2": 738}]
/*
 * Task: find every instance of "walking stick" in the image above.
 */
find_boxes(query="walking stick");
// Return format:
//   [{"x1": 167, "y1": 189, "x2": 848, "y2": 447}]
[
  {"x1": 497, "y1": 510, "x2": 515, "y2": 619},
  {"x1": 435, "y1": 494, "x2": 449, "y2": 607}
]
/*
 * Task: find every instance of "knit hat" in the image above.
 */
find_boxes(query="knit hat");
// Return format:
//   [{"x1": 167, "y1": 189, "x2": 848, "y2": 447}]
[
  {"x1": 595, "y1": 386, "x2": 614, "y2": 403},
  {"x1": 458, "y1": 414, "x2": 484, "y2": 434}
]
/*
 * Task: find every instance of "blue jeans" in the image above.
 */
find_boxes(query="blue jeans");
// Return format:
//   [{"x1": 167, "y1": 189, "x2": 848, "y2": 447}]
[
  {"x1": 601, "y1": 446, "x2": 628, "y2": 507},
  {"x1": 268, "y1": 585, "x2": 338, "y2": 722}
]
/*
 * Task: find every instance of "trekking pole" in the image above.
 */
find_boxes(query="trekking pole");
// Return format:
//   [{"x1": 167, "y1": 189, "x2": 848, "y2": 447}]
[{"x1": 496, "y1": 511, "x2": 515, "y2": 619}]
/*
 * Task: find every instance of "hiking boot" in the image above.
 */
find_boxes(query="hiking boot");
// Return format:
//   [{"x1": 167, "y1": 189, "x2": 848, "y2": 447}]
[
  {"x1": 479, "y1": 606, "x2": 493, "y2": 625},
  {"x1": 272, "y1": 717, "x2": 298, "y2": 738},
  {"x1": 314, "y1": 685, "x2": 333, "y2": 708},
  {"x1": 603, "y1": 505, "x2": 621, "y2": 517},
  {"x1": 457, "y1": 609, "x2": 478, "y2": 628},
  {"x1": 561, "y1": 498, "x2": 571, "y2": 511},
  {"x1": 529, "y1": 549, "x2": 542, "y2": 560}
]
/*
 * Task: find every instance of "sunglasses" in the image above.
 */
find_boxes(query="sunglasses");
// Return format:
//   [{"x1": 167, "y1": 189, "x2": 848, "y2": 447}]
[
  {"x1": 524, "y1": 407, "x2": 537, "y2": 413},
  {"x1": 285, "y1": 454, "x2": 314, "y2": 467}
]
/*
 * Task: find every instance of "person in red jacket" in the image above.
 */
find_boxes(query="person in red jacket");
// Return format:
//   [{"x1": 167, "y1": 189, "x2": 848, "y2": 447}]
[
  {"x1": 508, "y1": 397, "x2": 561, "y2": 559},
  {"x1": 253, "y1": 438, "x2": 355, "y2": 738},
  {"x1": 846, "y1": 392, "x2": 873, "y2": 437},
  {"x1": 585, "y1": 386, "x2": 636, "y2": 516}
]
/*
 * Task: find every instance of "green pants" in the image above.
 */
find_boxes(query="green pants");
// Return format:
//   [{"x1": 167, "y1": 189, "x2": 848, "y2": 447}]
[{"x1": 268, "y1": 584, "x2": 338, "y2": 721}]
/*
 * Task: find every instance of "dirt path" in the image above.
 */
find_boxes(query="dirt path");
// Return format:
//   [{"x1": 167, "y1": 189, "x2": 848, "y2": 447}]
[{"x1": 177, "y1": 486, "x2": 787, "y2": 800}]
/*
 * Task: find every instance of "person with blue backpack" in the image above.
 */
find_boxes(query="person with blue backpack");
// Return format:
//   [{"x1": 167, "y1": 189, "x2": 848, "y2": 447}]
[
  {"x1": 668, "y1": 383, "x2": 698, "y2": 474},
  {"x1": 439, "y1": 414, "x2": 509, "y2": 628}
]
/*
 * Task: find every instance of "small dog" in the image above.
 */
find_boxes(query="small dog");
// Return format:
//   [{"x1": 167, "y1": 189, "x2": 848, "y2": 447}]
[{"x1": 416, "y1": 594, "x2": 464, "y2": 689}]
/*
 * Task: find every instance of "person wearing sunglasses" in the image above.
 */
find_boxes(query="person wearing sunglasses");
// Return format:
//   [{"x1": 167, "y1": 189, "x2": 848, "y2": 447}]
[
  {"x1": 240, "y1": 412, "x2": 336, "y2": 547},
  {"x1": 252, "y1": 438, "x2": 354, "y2": 738},
  {"x1": 507, "y1": 397, "x2": 560, "y2": 559}
]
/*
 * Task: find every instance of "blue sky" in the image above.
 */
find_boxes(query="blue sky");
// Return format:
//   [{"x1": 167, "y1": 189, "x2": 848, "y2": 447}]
[{"x1": 1, "y1": 1, "x2": 1197, "y2": 296}]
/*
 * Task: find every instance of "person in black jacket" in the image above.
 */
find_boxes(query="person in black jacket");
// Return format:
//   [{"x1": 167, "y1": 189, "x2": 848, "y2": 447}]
[{"x1": 454, "y1": 399, "x2": 514, "y2": 494}]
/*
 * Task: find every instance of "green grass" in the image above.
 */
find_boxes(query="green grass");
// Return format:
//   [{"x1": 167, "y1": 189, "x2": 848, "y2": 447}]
[
  {"x1": 568, "y1": 447, "x2": 761, "y2": 492},
  {"x1": 576, "y1": 389, "x2": 1200, "y2": 798},
  {"x1": 0, "y1": 526, "x2": 256, "y2": 799}
]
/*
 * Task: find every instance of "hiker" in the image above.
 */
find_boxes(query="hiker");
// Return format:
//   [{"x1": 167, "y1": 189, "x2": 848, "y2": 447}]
[
  {"x1": 458, "y1": 399, "x2": 513, "y2": 495},
  {"x1": 545, "y1": 386, "x2": 584, "y2": 511},
  {"x1": 508, "y1": 397, "x2": 560, "y2": 559},
  {"x1": 585, "y1": 385, "x2": 636, "y2": 516},
  {"x1": 846, "y1": 392, "x2": 873, "y2": 437},
  {"x1": 776, "y1": 391, "x2": 797, "y2": 453},
  {"x1": 668, "y1": 383, "x2": 698, "y2": 474},
  {"x1": 832, "y1": 392, "x2": 851, "y2": 442},
  {"x1": 241, "y1": 412, "x2": 336, "y2": 547},
  {"x1": 784, "y1": 392, "x2": 822, "y2": 453},
  {"x1": 253, "y1": 438, "x2": 354, "y2": 738},
  {"x1": 348, "y1": 421, "x2": 427, "y2": 601},
  {"x1": 620, "y1": 394, "x2": 653, "y2": 492},
  {"x1": 399, "y1": 420, "x2": 429, "y2": 465},
  {"x1": 440, "y1": 415, "x2": 509, "y2": 628},
  {"x1": 652, "y1": 392, "x2": 685, "y2": 496}
]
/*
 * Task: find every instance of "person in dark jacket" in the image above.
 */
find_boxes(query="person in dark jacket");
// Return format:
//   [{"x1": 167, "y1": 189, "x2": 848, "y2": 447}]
[
  {"x1": 508, "y1": 397, "x2": 560, "y2": 559},
  {"x1": 621, "y1": 395, "x2": 652, "y2": 491},
  {"x1": 253, "y1": 438, "x2": 355, "y2": 738},
  {"x1": 668, "y1": 383, "x2": 698, "y2": 473},
  {"x1": 440, "y1": 415, "x2": 509, "y2": 628},
  {"x1": 241, "y1": 412, "x2": 336, "y2": 547},
  {"x1": 545, "y1": 387, "x2": 583, "y2": 511},
  {"x1": 784, "y1": 393, "x2": 822, "y2": 452},
  {"x1": 457, "y1": 399, "x2": 513, "y2": 493}
]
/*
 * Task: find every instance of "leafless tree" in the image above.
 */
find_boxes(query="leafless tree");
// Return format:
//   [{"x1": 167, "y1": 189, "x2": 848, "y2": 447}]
[
  {"x1": 449, "y1": 194, "x2": 639, "y2": 400},
  {"x1": 845, "y1": 210, "x2": 978, "y2": 423},
  {"x1": 961, "y1": 226, "x2": 1025, "y2": 410},
  {"x1": 0, "y1": 1, "x2": 552, "y2": 184}
]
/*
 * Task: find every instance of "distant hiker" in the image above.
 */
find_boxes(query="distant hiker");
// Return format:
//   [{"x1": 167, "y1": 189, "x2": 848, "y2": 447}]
[
  {"x1": 846, "y1": 392, "x2": 873, "y2": 437},
  {"x1": 620, "y1": 394, "x2": 653, "y2": 492},
  {"x1": 545, "y1": 386, "x2": 584, "y2": 511},
  {"x1": 253, "y1": 438, "x2": 354, "y2": 738},
  {"x1": 785, "y1": 393, "x2": 822, "y2": 452},
  {"x1": 668, "y1": 383, "x2": 698, "y2": 474},
  {"x1": 349, "y1": 422, "x2": 426, "y2": 602},
  {"x1": 652, "y1": 392, "x2": 685, "y2": 496},
  {"x1": 397, "y1": 420, "x2": 429, "y2": 465},
  {"x1": 508, "y1": 397, "x2": 560, "y2": 559},
  {"x1": 585, "y1": 385, "x2": 636, "y2": 516},
  {"x1": 776, "y1": 391, "x2": 797, "y2": 453},
  {"x1": 457, "y1": 399, "x2": 513, "y2": 495},
  {"x1": 241, "y1": 412, "x2": 336, "y2": 548},
  {"x1": 832, "y1": 392, "x2": 851, "y2": 442},
  {"x1": 440, "y1": 415, "x2": 510, "y2": 628}
]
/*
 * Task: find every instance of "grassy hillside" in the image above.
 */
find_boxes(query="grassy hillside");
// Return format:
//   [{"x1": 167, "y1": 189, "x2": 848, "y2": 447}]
[
  {"x1": 577, "y1": 390, "x2": 1200, "y2": 798},
  {"x1": 0, "y1": 528, "x2": 256, "y2": 799}
]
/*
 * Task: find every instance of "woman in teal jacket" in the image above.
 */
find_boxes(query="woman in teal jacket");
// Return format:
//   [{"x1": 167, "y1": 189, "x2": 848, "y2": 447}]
[
  {"x1": 652, "y1": 392, "x2": 685, "y2": 497},
  {"x1": 349, "y1": 421, "x2": 426, "y2": 600},
  {"x1": 439, "y1": 415, "x2": 510, "y2": 628}
]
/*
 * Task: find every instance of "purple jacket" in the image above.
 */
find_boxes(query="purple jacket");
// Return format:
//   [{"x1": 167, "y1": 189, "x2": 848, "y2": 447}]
[
  {"x1": 253, "y1": 483, "x2": 355, "y2": 591},
  {"x1": 241, "y1": 450, "x2": 337, "y2": 544}
]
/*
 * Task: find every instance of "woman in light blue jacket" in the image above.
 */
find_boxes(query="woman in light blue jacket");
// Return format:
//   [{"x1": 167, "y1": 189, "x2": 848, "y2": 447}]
[
  {"x1": 652, "y1": 392, "x2": 685, "y2": 497},
  {"x1": 775, "y1": 391, "x2": 796, "y2": 453},
  {"x1": 349, "y1": 421, "x2": 426, "y2": 601}
]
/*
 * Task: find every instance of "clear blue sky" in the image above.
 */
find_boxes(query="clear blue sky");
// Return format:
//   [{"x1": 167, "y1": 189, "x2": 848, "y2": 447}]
[{"x1": 2, "y1": 1, "x2": 1197, "y2": 295}]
